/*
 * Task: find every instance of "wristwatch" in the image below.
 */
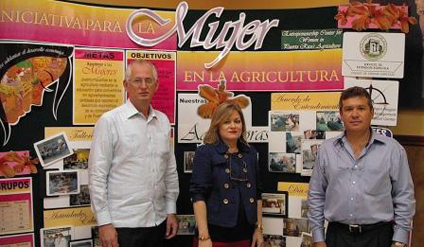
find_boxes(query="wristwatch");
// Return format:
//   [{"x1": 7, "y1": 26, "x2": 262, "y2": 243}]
[{"x1": 392, "y1": 242, "x2": 407, "y2": 247}]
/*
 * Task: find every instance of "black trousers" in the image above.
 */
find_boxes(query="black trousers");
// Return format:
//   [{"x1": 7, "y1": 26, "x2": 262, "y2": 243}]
[
  {"x1": 116, "y1": 220, "x2": 166, "y2": 247},
  {"x1": 326, "y1": 222, "x2": 393, "y2": 247}
]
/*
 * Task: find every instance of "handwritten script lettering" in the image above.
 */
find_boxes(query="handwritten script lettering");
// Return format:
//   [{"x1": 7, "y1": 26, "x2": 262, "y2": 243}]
[
  {"x1": 126, "y1": 2, "x2": 279, "y2": 69},
  {"x1": 47, "y1": 209, "x2": 96, "y2": 225},
  {"x1": 180, "y1": 123, "x2": 268, "y2": 143}
]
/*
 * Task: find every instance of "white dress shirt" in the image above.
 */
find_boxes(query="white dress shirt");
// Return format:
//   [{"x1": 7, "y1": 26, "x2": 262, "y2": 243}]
[{"x1": 88, "y1": 101, "x2": 179, "y2": 227}]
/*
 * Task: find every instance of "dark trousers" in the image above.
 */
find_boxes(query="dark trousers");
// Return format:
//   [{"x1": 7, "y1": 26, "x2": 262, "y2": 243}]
[
  {"x1": 116, "y1": 220, "x2": 166, "y2": 247},
  {"x1": 326, "y1": 222, "x2": 393, "y2": 247}
]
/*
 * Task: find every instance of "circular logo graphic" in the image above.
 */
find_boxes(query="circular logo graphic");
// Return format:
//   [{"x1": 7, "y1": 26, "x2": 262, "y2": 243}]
[{"x1": 359, "y1": 33, "x2": 387, "y2": 60}]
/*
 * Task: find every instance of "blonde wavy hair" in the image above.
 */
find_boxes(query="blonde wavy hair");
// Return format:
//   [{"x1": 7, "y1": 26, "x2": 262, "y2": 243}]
[{"x1": 203, "y1": 102, "x2": 249, "y2": 146}]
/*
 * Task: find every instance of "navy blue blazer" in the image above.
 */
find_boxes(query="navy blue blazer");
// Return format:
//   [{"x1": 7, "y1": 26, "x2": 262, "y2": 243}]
[{"x1": 189, "y1": 141, "x2": 262, "y2": 228}]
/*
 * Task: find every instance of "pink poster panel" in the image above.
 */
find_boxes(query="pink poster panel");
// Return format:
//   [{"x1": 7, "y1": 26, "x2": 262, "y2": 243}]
[
  {"x1": 0, "y1": 233, "x2": 34, "y2": 247},
  {"x1": 177, "y1": 50, "x2": 344, "y2": 91},
  {"x1": 0, "y1": 151, "x2": 31, "y2": 178},
  {"x1": 0, "y1": 178, "x2": 33, "y2": 235},
  {"x1": 0, "y1": 1, "x2": 177, "y2": 50},
  {"x1": 126, "y1": 51, "x2": 176, "y2": 124}
]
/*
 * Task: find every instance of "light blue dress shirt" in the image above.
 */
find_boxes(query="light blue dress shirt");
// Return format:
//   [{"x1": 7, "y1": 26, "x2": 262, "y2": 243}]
[
  {"x1": 88, "y1": 101, "x2": 179, "y2": 227},
  {"x1": 308, "y1": 132, "x2": 415, "y2": 244}
]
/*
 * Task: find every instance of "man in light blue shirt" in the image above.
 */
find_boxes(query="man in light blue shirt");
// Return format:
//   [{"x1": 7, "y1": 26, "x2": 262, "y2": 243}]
[
  {"x1": 308, "y1": 86, "x2": 415, "y2": 247},
  {"x1": 88, "y1": 60, "x2": 179, "y2": 247}
]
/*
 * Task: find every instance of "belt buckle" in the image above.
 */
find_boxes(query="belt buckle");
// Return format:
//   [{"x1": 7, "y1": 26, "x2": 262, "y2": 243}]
[{"x1": 348, "y1": 224, "x2": 362, "y2": 233}]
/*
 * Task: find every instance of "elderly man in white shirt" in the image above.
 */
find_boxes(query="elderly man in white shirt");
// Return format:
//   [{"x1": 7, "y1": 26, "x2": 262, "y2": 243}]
[{"x1": 89, "y1": 59, "x2": 179, "y2": 247}]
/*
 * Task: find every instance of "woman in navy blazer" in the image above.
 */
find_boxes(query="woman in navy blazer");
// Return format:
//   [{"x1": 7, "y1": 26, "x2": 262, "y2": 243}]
[{"x1": 190, "y1": 102, "x2": 263, "y2": 247}]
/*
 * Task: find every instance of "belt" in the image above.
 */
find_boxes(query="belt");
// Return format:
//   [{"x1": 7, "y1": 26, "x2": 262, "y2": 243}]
[{"x1": 329, "y1": 221, "x2": 392, "y2": 234}]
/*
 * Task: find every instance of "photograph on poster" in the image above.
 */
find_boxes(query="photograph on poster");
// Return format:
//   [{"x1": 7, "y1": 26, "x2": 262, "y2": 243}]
[
  {"x1": 34, "y1": 132, "x2": 73, "y2": 167},
  {"x1": 316, "y1": 111, "x2": 343, "y2": 132},
  {"x1": 303, "y1": 129, "x2": 325, "y2": 140},
  {"x1": 263, "y1": 234, "x2": 286, "y2": 247},
  {"x1": 283, "y1": 218, "x2": 309, "y2": 237},
  {"x1": 40, "y1": 226, "x2": 73, "y2": 247},
  {"x1": 286, "y1": 133, "x2": 302, "y2": 154},
  {"x1": 46, "y1": 170, "x2": 80, "y2": 196},
  {"x1": 300, "y1": 232, "x2": 313, "y2": 247},
  {"x1": 91, "y1": 227, "x2": 100, "y2": 247},
  {"x1": 183, "y1": 151, "x2": 195, "y2": 173},
  {"x1": 176, "y1": 215, "x2": 196, "y2": 235},
  {"x1": 262, "y1": 192, "x2": 288, "y2": 217},
  {"x1": 301, "y1": 199, "x2": 309, "y2": 218},
  {"x1": 270, "y1": 113, "x2": 300, "y2": 132},
  {"x1": 302, "y1": 140, "x2": 322, "y2": 171},
  {"x1": 70, "y1": 239, "x2": 93, "y2": 247},
  {"x1": 269, "y1": 152, "x2": 296, "y2": 173},
  {"x1": 69, "y1": 185, "x2": 91, "y2": 206},
  {"x1": 64, "y1": 149, "x2": 90, "y2": 170}
]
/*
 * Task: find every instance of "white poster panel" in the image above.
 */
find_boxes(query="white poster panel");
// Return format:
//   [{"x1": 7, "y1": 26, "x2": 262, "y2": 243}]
[
  {"x1": 268, "y1": 132, "x2": 286, "y2": 153},
  {"x1": 344, "y1": 77, "x2": 399, "y2": 126},
  {"x1": 325, "y1": 131, "x2": 342, "y2": 139},
  {"x1": 286, "y1": 236, "x2": 302, "y2": 247},
  {"x1": 286, "y1": 195, "x2": 305, "y2": 218},
  {"x1": 342, "y1": 32, "x2": 405, "y2": 78},
  {"x1": 73, "y1": 226, "x2": 92, "y2": 240},
  {"x1": 177, "y1": 94, "x2": 252, "y2": 143},
  {"x1": 246, "y1": 126, "x2": 269, "y2": 143},
  {"x1": 263, "y1": 217, "x2": 284, "y2": 235}
]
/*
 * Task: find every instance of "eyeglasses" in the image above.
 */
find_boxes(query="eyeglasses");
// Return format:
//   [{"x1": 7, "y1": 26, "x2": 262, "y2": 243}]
[
  {"x1": 226, "y1": 153, "x2": 248, "y2": 182},
  {"x1": 130, "y1": 77, "x2": 156, "y2": 85}
]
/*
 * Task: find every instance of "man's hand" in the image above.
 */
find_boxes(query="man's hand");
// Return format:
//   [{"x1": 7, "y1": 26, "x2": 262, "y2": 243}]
[
  {"x1": 313, "y1": 242, "x2": 327, "y2": 247},
  {"x1": 99, "y1": 224, "x2": 119, "y2": 247},
  {"x1": 165, "y1": 214, "x2": 178, "y2": 239}
]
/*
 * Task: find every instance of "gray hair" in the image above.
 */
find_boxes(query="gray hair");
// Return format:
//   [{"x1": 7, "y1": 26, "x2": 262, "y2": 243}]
[{"x1": 125, "y1": 59, "x2": 158, "y2": 83}]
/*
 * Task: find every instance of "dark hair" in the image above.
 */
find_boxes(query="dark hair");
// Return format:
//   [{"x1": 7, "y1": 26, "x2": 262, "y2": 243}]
[
  {"x1": 203, "y1": 102, "x2": 248, "y2": 146},
  {"x1": 339, "y1": 86, "x2": 373, "y2": 111}
]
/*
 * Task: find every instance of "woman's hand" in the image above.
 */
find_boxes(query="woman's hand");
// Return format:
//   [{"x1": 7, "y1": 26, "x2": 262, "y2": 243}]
[
  {"x1": 198, "y1": 238, "x2": 212, "y2": 247},
  {"x1": 251, "y1": 228, "x2": 264, "y2": 247}
]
